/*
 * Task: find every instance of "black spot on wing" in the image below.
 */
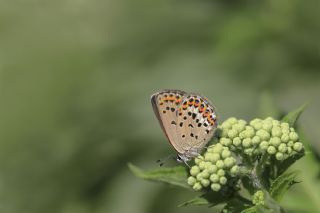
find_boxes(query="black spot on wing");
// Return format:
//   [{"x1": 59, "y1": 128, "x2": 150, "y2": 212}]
[{"x1": 192, "y1": 113, "x2": 197, "y2": 119}]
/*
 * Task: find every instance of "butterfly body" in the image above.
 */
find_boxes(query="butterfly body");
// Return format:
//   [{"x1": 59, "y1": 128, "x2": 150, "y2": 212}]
[{"x1": 151, "y1": 89, "x2": 217, "y2": 164}]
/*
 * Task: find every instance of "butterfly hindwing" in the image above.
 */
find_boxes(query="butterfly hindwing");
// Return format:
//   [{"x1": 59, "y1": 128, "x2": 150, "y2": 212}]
[{"x1": 176, "y1": 94, "x2": 217, "y2": 154}]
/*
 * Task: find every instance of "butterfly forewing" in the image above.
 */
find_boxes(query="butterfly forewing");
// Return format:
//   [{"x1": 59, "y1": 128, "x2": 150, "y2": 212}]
[
  {"x1": 151, "y1": 90, "x2": 217, "y2": 159},
  {"x1": 151, "y1": 90, "x2": 186, "y2": 153}
]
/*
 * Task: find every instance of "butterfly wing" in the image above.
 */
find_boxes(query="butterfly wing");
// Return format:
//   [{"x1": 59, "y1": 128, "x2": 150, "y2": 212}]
[
  {"x1": 176, "y1": 94, "x2": 217, "y2": 155},
  {"x1": 151, "y1": 89, "x2": 187, "y2": 154}
]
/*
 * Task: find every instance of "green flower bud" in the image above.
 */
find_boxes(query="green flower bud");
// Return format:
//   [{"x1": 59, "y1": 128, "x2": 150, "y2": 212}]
[
  {"x1": 207, "y1": 145, "x2": 215, "y2": 153},
  {"x1": 278, "y1": 143, "x2": 287, "y2": 153},
  {"x1": 238, "y1": 119, "x2": 247, "y2": 126},
  {"x1": 281, "y1": 134, "x2": 290, "y2": 143},
  {"x1": 200, "y1": 179, "x2": 210, "y2": 187},
  {"x1": 193, "y1": 182, "x2": 202, "y2": 191},
  {"x1": 259, "y1": 141, "x2": 269, "y2": 150},
  {"x1": 270, "y1": 137, "x2": 281, "y2": 147},
  {"x1": 290, "y1": 127, "x2": 295, "y2": 132},
  {"x1": 276, "y1": 152, "x2": 284, "y2": 161},
  {"x1": 211, "y1": 183, "x2": 221, "y2": 192},
  {"x1": 256, "y1": 129, "x2": 270, "y2": 140},
  {"x1": 234, "y1": 123, "x2": 245, "y2": 132},
  {"x1": 219, "y1": 176, "x2": 227, "y2": 185},
  {"x1": 244, "y1": 148, "x2": 254, "y2": 156},
  {"x1": 204, "y1": 153, "x2": 213, "y2": 161},
  {"x1": 262, "y1": 122, "x2": 273, "y2": 131},
  {"x1": 207, "y1": 164, "x2": 218, "y2": 174},
  {"x1": 250, "y1": 118, "x2": 262, "y2": 126},
  {"x1": 252, "y1": 136, "x2": 261, "y2": 145},
  {"x1": 282, "y1": 129, "x2": 290, "y2": 135},
  {"x1": 221, "y1": 150, "x2": 231, "y2": 159},
  {"x1": 220, "y1": 137, "x2": 232, "y2": 146},
  {"x1": 201, "y1": 170, "x2": 210, "y2": 179},
  {"x1": 253, "y1": 190, "x2": 265, "y2": 205},
  {"x1": 211, "y1": 153, "x2": 221, "y2": 163},
  {"x1": 272, "y1": 120, "x2": 280, "y2": 126},
  {"x1": 253, "y1": 149, "x2": 260, "y2": 155},
  {"x1": 233, "y1": 137, "x2": 242, "y2": 146},
  {"x1": 251, "y1": 122, "x2": 263, "y2": 130},
  {"x1": 230, "y1": 165, "x2": 240, "y2": 176},
  {"x1": 217, "y1": 169, "x2": 226, "y2": 177},
  {"x1": 246, "y1": 129, "x2": 255, "y2": 138},
  {"x1": 271, "y1": 127, "x2": 282, "y2": 137},
  {"x1": 267, "y1": 146, "x2": 277, "y2": 155},
  {"x1": 190, "y1": 166, "x2": 200, "y2": 176},
  {"x1": 227, "y1": 117, "x2": 238, "y2": 125},
  {"x1": 199, "y1": 161, "x2": 206, "y2": 170},
  {"x1": 220, "y1": 129, "x2": 228, "y2": 137},
  {"x1": 287, "y1": 141, "x2": 294, "y2": 147},
  {"x1": 187, "y1": 176, "x2": 197, "y2": 185},
  {"x1": 196, "y1": 173, "x2": 203, "y2": 180},
  {"x1": 293, "y1": 142, "x2": 303, "y2": 152},
  {"x1": 210, "y1": 174, "x2": 219, "y2": 183},
  {"x1": 227, "y1": 129, "x2": 238, "y2": 139},
  {"x1": 281, "y1": 122, "x2": 290, "y2": 129},
  {"x1": 239, "y1": 131, "x2": 246, "y2": 139},
  {"x1": 216, "y1": 160, "x2": 225, "y2": 169},
  {"x1": 242, "y1": 138, "x2": 252, "y2": 148},
  {"x1": 224, "y1": 157, "x2": 235, "y2": 168},
  {"x1": 221, "y1": 122, "x2": 231, "y2": 130},
  {"x1": 212, "y1": 143, "x2": 224, "y2": 153},
  {"x1": 289, "y1": 132, "x2": 299, "y2": 142},
  {"x1": 287, "y1": 147, "x2": 293, "y2": 154}
]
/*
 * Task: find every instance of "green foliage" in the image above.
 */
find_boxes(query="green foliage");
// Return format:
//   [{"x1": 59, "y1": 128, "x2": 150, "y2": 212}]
[
  {"x1": 128, "y1": 163, "x2": 190, "y2": 189},
  {"x1": 131, "y1": 104, "x2": 310, "y2": 212},
  {"x1": 281, "y1": 103, "x2": 308, "y2": 127},
  {"x1": 178, "y1": 191, "x2": 232, "y2": 207},
  {"x1": 270, "y1": 171, "x2": 300, "y2": 202}
]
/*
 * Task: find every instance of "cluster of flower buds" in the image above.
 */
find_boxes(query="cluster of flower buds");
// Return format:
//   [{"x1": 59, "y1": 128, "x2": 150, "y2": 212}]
[
  {"x1": 252, "y1": 190, "x2": 265, "y2": 206},
  {"x1": 188, "y1": 117, "x2": 304, "y2": 192},
  {"x1": 187, "y1": 143, "x2": 239, "y2": 191},
  {"x1": 219, "y1": 117, "x2": 304, "y2": 161}
]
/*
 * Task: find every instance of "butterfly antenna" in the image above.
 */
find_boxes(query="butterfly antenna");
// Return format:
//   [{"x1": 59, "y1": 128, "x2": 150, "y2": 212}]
[
  {"x1": 183, "y1": 160, "x2": 191, "y2": 168},
  {"x1": 156, "y1": 154, "x2": 176, "y2": 167}
]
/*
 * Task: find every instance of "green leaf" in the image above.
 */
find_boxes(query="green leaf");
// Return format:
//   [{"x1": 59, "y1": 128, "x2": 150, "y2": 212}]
[
  {"x1": 179, "y1": 191, "x2": 241, "y2": 207},
  {"x1": 242, "y1": 205, "x2": 280, "y2": 213},
  {"x1": 280, "y1": 131, "x2": 320, "y2": 212},
  {"x1": 276, "y1": 151, "x2": 304, "y2": 176},
  {"x1": 270, "y1": 171, "x2": 300, "y2": 202},
  {"x1": 281, "y1": 103, "x2": 308, "y2": 127},
  {"x1": 128, "y1": 163, "x2": 190, "y2": 189},
  {"x1": 241, "y1": 206, "x2": 258, "y2": 213},
  {"x1": 221, "y1": 195, "x2": 252, "y2": 212},
  {"x1": 263, "y1": 191, "x2": 283, "y2": 213},
  {"x1": 178, "y1": 195, "x2": 211, "y2": 207}
]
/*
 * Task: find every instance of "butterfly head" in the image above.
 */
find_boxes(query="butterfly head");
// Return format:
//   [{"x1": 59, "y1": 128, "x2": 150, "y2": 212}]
[{"x1": 176, "y1": 153, "x2": 191, "y2": 167}]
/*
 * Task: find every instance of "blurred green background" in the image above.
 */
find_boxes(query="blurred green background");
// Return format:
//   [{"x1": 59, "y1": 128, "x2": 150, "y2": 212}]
[{"x1": 0, "y1": 0, "x2": 319, "y2": 213}]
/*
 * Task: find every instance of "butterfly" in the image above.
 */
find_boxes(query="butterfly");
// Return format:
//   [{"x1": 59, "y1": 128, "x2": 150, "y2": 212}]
[{"x1": 151, "y1": 89, "x2": 218, "y2": 166}]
